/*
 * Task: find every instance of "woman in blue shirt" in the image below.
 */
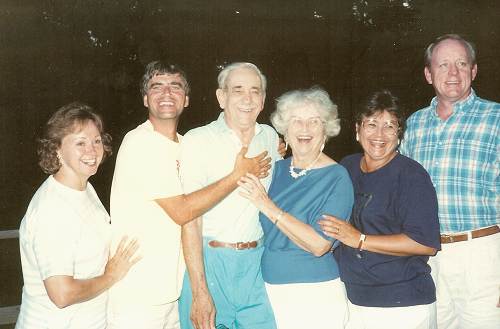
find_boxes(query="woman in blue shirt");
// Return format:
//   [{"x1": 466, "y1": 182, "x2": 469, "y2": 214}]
[
  {"x1": 239, "y1": 86, "x2": 353, "y2": 329},
  {"x1": 319, "y1": 90, "x2": 441, "y2": 329}
]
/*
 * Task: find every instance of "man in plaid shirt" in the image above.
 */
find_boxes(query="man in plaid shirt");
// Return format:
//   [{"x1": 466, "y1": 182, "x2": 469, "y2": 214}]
[{"x1": 399, "y1": 34, "x2": 500, "y2": 329}]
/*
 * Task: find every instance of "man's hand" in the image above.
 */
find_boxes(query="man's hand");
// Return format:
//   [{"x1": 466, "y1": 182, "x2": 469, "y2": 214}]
[
  {"x1": 277, "y1": 137, "x2": 287, "y2": 158},
  {"x1": 191, "y1": 289, "x2": 216, "y2": 329},
  {"x1": 233, "y1": 146, "x2": 271, "y2": 179}
]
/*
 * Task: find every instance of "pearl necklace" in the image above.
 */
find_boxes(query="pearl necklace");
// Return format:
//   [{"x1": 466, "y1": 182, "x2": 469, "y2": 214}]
[{"x1": 289, "y1": 152, "x2": 322, "y2": 179}]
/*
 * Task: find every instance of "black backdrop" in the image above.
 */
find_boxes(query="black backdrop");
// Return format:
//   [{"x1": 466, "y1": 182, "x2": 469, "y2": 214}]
[{"x1": 1, "y1": 0, "x2": 500, "y2": 316}]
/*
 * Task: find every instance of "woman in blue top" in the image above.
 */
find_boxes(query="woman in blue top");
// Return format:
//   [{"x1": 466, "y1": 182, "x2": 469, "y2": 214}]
[
  {"x1": 319, "y1": 90, "x2": 441, "y2": 329},
  {"x1": 239, "y1": 87, "x2": 354, "y2": 329}
]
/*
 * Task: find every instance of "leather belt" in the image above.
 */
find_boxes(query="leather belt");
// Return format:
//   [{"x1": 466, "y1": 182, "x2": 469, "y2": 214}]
[
  {"x1": 208, "y1": 239, "x2": 259, "y2": 250},
  {"x1": 440, "y1": 225, "x2": 500, "y2": 244}
]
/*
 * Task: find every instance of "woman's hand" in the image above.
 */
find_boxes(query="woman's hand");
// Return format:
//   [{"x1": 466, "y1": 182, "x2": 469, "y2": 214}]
[
  {"x1": 105, "y1": 236, "x2": 141, "y2": 284},
  {"x1": 319, "y1": 215, "x2": 438, "y2": 256},
  {"x1": 318, "y1": 214, "x2": 361, "y2": 249},
  {"x1": 238, "y1": 173, "x2": 275, "y2": 213},
  {"x1": 43, "y1": 237, "x2": 141, "y2": 308}
]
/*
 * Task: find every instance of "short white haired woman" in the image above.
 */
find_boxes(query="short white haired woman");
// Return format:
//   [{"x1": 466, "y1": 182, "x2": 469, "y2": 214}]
[
  {"x1": 16, "y1": 103, "x2": 139, "y2": 329},
  {"x1": 239, "y1": 86, "x2": 354, "y2": 329}
]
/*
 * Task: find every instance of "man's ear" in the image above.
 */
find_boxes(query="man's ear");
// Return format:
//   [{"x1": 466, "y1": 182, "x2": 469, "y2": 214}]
[
  {"x1": 424, "y1": 66, "x2": 433, "y2": 85},
  {"x1": 143, "y1": 94, "x2": 149, "y2": 108},
  {"x1": 216, "y1": 88, "x2": 225, "y2": 109},
  {"x1": 471, "y1": 64, "x2": 478, "y2": 81},
  {"x1": 184, "y1": 95, "x2": 190, "y2": 108}
]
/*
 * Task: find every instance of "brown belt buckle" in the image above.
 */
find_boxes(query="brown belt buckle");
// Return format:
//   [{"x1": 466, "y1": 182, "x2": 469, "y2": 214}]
[
  {"x1": 235, "y1": 242, "x2": 246, "y2": 250},
  {"x1": 441, "y1": 234, "x2": 455, "y2": 243}
]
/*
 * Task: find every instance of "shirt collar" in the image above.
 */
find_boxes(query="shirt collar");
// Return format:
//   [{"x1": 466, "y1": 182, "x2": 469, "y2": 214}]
[
  {"x1": 430, "y1": 89, "x2": 477, "y2": 117},
  {"x1": 144, "y1": 119, "x2": 182, "y2": 142}
]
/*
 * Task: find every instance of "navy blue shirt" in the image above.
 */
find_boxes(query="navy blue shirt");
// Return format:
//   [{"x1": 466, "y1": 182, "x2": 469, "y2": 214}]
[
  {"x1": 260, "y1": 157, "x2": 354, "y2": 284},
  {"x1": 336, "y1": 153, "x2": 440, "y2": 307}
]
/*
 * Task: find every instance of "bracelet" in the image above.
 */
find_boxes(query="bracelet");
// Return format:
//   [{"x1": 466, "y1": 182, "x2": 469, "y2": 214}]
[
  {"x1": 274, "y1": 210, "x2": 284, "y2": 225},
  {"x1": 357, "y1": 233, "x2": 366, "y2": 251}
]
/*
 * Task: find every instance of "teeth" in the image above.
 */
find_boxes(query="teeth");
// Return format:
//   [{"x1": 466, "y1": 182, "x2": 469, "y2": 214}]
[
  {"x1": 82, "y1": 159, "x2": 96, "y2": 165},
  {"x1": 370, "y1": 141, "x2": 386, "y2": 147},
  {"x1": 159, "y1": 101, "x2": 174, "y2": 106}
]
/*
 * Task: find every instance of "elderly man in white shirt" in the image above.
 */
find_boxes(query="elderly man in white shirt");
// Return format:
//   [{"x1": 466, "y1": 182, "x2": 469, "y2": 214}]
[
  {"x1": 107, "y1": 61, "x2": 271, "y2": 329},
  {"x1": 179, "y1": 62, "x2": 280, "y2": 329}
]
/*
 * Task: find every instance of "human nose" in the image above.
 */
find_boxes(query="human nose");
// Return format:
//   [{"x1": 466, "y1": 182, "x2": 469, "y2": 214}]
[
  {"x1": 449, "y1": 63, "x2": 459, "y2": 75},
  {"x1": 85, "y1": 142, "x2": 98, "y2": 154},
  {"x1": 241, "y1": 91, "x2": 252, "y2": 103},
  {"x1": 372, "y1": 124, "x2": 385, "y2": 136},
  {"x1": 161, "y1": 86, "x2": 173, "y2": 95}
]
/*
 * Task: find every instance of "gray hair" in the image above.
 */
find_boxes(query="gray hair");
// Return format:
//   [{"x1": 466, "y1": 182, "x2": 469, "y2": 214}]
[
  {"x1": 140, "y1": 61, "x2": 190, "y2": 97},
  {"x1": 271, "y1": 86, "x2": 341, "y2": 141},
  {"x1": 424, "y1": 34, "x2": 476, "y2": 68},
  {"x1": 217, "y1": 62, "x2": 267, "y2": 92}
]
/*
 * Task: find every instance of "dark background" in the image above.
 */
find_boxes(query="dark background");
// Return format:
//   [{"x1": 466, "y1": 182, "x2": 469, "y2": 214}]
[{"x1": 1, "y1": 0, "x2": 500, "y2": 325}]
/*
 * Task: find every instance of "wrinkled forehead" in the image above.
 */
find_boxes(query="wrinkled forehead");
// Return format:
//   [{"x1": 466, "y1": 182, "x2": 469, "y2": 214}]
[
  {"x1": 432, "y1": 39, "x2": 470, "y2": 61},
  {"x1": 288, "y1": 102, "x2": 321, "y2": 118},
  {"x1": 225, "y1": 67, "x2": 263, "y2": 89}
]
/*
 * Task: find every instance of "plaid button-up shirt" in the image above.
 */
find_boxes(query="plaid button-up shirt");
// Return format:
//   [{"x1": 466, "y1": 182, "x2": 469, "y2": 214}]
[{"x1": 400, "y1": 90, "x2": 499, "y2": 233}]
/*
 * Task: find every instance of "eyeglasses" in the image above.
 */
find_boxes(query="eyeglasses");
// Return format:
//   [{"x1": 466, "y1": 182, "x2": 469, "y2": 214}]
[
  {"x1": 289, "y1": 116, "x2": 324, "y2": 130},
  {"x1": 361, "y1": 119, "x2": 399, "y2": 136}
]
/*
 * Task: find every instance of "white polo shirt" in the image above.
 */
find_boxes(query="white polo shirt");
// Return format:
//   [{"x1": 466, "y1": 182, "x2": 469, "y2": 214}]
[
  {"x1": 179, "y1": 112, "x2": 280, "y2": 243},
  {"x1": 109, "y1": 120, "x2": 185, "y2": 309}
]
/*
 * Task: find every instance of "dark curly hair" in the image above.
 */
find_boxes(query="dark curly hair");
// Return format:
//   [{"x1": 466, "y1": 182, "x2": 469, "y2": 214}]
[{"x1": 37, "y1": 102, "x2": 112, "y2": 174}]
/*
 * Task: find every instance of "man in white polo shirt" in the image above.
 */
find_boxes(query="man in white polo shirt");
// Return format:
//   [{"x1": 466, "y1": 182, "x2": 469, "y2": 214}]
[
  {"x1": 179, "y1": 62, "x2": 280, "y2": 329},
  {"x1": 107, "y1": 61, "x2": 271, "y2": 329}
]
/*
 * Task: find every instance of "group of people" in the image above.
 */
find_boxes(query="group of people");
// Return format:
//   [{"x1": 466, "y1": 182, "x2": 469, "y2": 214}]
[{"x1": 15, "y1": 33, "x2": 499, "y2": 329}]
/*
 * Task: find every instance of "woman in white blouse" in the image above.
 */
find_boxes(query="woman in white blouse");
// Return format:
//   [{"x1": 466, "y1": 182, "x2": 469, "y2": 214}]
[{"x1": 16, "y1": 102, "x2": 139, "y2": 329}]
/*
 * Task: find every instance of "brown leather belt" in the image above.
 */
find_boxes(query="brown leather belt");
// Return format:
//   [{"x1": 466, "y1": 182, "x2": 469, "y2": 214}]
[
  {"x1": 208, "y1": 239, "x2": 259, "y2": 250},
  {"x1": 440, "y1": 225, "x2": 500, "y2": 244}
]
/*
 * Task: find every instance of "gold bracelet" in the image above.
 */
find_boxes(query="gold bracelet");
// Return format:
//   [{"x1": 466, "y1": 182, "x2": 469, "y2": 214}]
[{"x1": 274, "y1": 210, "x2": 284, "y2": 225}]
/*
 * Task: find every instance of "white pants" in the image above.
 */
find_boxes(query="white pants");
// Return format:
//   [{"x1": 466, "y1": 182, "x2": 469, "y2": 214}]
[
  {"x1": 107, "y1": 301, "x2": 180, "y2": 329},
  {"x1": 265, "y1": 278, "x2": 348, "y2": 329},
  {"x1": 346, "y1": 300, "x2": 437, "y2": 329},
  {"x1": 430, "y1": 231, "x2": 500, "y2": 329}
]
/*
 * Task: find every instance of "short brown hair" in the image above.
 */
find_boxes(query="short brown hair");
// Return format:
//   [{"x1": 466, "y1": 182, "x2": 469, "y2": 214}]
[
  {"x1": 140, "y1": 61, "x2": 190, "y2": 97},
  {"x1": 37, "y1": 102, "x2": 112, "y2": 174}
]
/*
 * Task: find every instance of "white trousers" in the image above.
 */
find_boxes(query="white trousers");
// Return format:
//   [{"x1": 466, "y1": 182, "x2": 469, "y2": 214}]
[
  {"x1": 265, "y1": 278, "x2": 348, "y2": 329},
  {"x1": 430, "y1": 231, "x2": 500, "y2": 329},
  {"x1": 346, "y1": 300, "x2": 437, "y2": 329},
  {"x1": 107, "y1": 300, "x2": 180, "y2": 329}
]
